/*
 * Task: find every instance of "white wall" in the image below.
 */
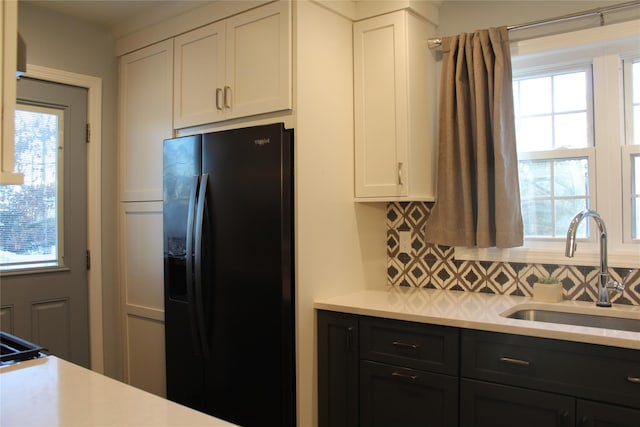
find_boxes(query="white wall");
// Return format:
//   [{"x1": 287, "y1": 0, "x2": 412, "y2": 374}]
[
  {"x1": 295, "y1": 1, "x2": 387, "y2": 425},
  {"x1": 18, "y1": 2, "x2": 121, "y2": 380}
]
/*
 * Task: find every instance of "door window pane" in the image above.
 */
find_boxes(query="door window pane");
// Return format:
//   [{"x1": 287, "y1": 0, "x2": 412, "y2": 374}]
[{"x1": 0, "y1": 104, "x2": 63, "y2": 270}]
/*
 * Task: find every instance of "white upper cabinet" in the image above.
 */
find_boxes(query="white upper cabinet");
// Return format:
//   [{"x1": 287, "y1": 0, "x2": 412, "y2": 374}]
[
  {"x1": 353, "y1": 10, "x2": 436, "y2": 201},
  {"x1": 119, "y1": 39, "x2": 174, "y2": 201},
  {"x1": 174, "y1": 1, "x2": 291, "y2": 129},
  {"x1": 1, "y1": 0, "x2": 23, "y2": 185}
]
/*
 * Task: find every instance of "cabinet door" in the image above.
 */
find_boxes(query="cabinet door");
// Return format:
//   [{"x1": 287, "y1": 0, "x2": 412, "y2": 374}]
[
  {"x1": 173, "y1": 21, "x2": 226, "y2": 129},
  {"x1": 225, "y1": 0, "x2": 291, "y2": 120},
  {"x1": 1, "y1": 0, "x2": 23, "y2": 184},
  {"x1": 577, "y1": 400, "x2": 640, "y2": 427},
  {"x1": 317, "y1": 310, "x2": 359, "y2": 427},
  {"x1": 360, "y1": 360, "x2": 458, "y2": 427},
  {"x1": 460, "y1": 379, "x2": 575, "y2": 427},
  {"x1": 354, "y1": 12, "x2": 408, "y2": 198},
  {"x1": 119, "y1": 39, "x2": 174, "y2": 201}
]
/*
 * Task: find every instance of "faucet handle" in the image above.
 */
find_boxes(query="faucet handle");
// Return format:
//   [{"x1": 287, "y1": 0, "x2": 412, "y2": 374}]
[{"x1": 607, "y1": 269, "x2": 632, "y2": 294}]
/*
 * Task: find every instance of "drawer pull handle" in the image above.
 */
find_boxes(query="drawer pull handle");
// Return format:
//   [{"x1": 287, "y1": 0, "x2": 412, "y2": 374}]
[
  {"x1": 627, "y1": 376, "x2": 640, "y2": 384},
  {"x1": 392, "y1": 341, "x2": 420, "y2": 351},
  {"x1": 391, "y1": 371, "x2": 419, "y2": 381},
  {"x1": 499, "y1": 356, "x2": 530, "y2": 367}
]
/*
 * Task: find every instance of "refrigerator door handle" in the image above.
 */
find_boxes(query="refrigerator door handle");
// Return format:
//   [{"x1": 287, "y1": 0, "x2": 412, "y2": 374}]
[
  {"x1": 185, "y1": 175, "x2": 202, "y2": 356},
  {"x1": 194, "y1": 173, "x2": 210, "y2": 358}
]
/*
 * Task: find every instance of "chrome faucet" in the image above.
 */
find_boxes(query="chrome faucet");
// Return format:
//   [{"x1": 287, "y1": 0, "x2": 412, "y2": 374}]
[{"x1": 565, "y1": 209, "x2": 626, "y2": 307}]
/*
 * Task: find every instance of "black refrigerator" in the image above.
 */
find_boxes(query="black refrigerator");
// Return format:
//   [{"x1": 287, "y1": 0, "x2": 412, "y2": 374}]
[{"x1": 162, "y1": 123, "x2": 295, "y2": 427}]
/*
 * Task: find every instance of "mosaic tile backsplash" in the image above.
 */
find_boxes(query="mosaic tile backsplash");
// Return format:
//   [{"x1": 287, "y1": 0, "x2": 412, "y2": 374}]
[{"x1": 386, "y1": 202, "x2": 640, "y2": 306}]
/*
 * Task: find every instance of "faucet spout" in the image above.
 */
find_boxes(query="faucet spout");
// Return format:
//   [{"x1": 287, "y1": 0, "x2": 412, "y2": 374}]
[{"x1": 565, "y1": 209, "x2": 612, "y2": 307}]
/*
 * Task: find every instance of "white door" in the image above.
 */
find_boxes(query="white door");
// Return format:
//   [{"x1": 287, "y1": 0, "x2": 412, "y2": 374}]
[{"x1": 0, "y1": 77, "x2": 90, "y2": 368}]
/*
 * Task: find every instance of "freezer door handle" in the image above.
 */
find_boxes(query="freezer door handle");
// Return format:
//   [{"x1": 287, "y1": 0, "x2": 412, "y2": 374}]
[
  {"x1": 185, "y1": 175, "x2": 201, "y2": 356},
  {"x1": 194, "y1": 173, "x2": 210, "y2": 358}
]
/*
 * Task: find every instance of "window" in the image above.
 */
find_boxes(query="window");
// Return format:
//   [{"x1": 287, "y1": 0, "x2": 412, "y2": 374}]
[
  {"x1": 513, "y1": 67, "x2": 594, "y2": 239},
  {"x1": 624, "y1": 57, "x2": 640, "y2": 240},
  {"x1": 0, "y1": 104, "x2": 64, "y2": 270},
  {"x1": 456, "y1": 20, "x2": 640, "y2": 267}
]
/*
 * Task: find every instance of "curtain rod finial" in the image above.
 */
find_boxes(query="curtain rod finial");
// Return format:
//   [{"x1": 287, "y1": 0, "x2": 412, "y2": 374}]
[{"x1": 428, "y1": 37, "x2": 442, "y2": 49}]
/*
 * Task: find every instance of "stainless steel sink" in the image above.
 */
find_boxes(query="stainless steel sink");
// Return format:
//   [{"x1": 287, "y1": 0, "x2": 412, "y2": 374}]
[{"x1": 503, "y1": 308, "x2": 640, "y2": 333}]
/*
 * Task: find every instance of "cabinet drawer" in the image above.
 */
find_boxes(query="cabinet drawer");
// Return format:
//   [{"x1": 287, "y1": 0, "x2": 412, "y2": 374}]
[
  {"x1": 360, "y1": 316, "x2": 459, "y2": 375},
  {"x1": 461, "y1": 330, "x2": 640, "y2": 409},
  {"x1": 460, "y1": 378, "x2": 575, "y2": 427},
  {"x1": 360, "y1": 360, "x2": 458, "y2": 427}
]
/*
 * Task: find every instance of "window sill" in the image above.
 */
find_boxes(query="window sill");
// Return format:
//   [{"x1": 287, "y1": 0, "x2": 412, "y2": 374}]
[
  {"x1": 0, "y1": 265, "x2": 69, "y2": 277},
  {"x1": 455, "y1": 244, "x2": 639, "y2": 268}
]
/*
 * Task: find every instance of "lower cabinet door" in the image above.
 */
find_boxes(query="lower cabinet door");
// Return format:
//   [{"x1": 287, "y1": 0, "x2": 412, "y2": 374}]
[
  {"x1": 360, "y1": 360, "x2": 458, "y2": 427},
  {"x1": 577, "y1": 399, "x2": 640, "y2": 427},
  {"x1": 317, "y1": 310, "x2": 359, "y2": 427},
  {"x1": 460, "y1": 379, "x2": 575, "y2": 427}
]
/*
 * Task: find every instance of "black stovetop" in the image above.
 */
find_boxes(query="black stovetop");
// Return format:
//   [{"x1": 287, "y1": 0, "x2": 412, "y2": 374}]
[{"x1": 0, "y1": 332, "x2": 46, "y2": 365}]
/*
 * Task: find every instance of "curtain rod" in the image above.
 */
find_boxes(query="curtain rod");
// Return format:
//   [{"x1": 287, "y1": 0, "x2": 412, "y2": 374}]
[{"x1": 427, "y1": 0, "x2": 640, "y2": 49}]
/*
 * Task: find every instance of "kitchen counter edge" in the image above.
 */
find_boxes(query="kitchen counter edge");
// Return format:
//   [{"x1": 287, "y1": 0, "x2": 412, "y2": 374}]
[{"x1": 314, "y1": 288, "x2": 640, "y2": 350}]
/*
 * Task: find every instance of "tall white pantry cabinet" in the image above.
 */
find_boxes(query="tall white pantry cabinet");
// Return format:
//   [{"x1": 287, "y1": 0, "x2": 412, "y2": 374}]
[
  {"x1": 118, "y1": 1, "x2": 292, "y2": 397},
  {"x1": 118, "y1": 39, "x2": 173, "y2": 397},
  {"x1": 353, "y1": 10, "x2": 437, "y2": 200}
]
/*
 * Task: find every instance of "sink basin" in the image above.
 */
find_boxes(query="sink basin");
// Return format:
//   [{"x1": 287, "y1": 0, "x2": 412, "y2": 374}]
[{"x1": 502, "y1": 308, "x2": 640, "y2": 333}]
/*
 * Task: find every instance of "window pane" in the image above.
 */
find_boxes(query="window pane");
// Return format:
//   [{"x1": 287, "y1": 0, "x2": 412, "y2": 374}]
[
  {"x1": 635, "y1": 105, "x2": 640, "y2": 145},
  {"x1": 516, "y1": 116, "x2": 553, "y2": 151},
  {"x1": 554, "y1": 112, "x2": 588, "y2": 148},
  {"x1": 519, "y1": 157, "x2": 590, "y2": 239},
  {"x1": 633, "y1": 60, "x2": 640, "y2": 104},
  {"x1": 519, "y1": 76, "x2": 552, "y2": 115},
  {"x1": 554, "y1": 158, "x2": 588, "y2": 197},
  {"x1": 0, "y1": 106, "x2": 62, "y2": 269},
  {"x1": 633, "y1": 60, "x2": 640, "y2": 146},
  {"x1": 553, "y1": 71, "x2": 587, "y2": 112},
  {"x1": 633, "y1": 154, "x2": 640, "y2": 239},
  {"x1": 555, "y1": 198, "x2": 589, "y2": 237},
  {"x1": 519, "y1": 160, "x2": 551, "y2": 197},
  {"x1": 522, "y1": 199, "x2": 553, "y2": 237}
]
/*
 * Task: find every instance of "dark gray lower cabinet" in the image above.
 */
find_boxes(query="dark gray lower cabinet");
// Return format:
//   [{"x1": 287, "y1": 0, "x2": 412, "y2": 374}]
[
  {"x1": 317, "y1": 310, "x2": 640, "y2": 427},
  {"x1": 460, "y1": 379, "x2": 575, "y2": 427},
  {"x1": 576, "y1": 400, "x2": 640, "y2": 427},
  {"x1": 360, "y1": 361, "x2": 458, "y2": 427},
  {"x1": 317, "y1": 310, "x2": 359, "y2": 427}
]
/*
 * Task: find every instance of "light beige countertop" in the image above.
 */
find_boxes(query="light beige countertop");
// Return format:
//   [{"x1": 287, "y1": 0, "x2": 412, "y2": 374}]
[
  {"x1": 0, "y1": 356, "x2": 237, "y2": 427},
  {"x1": 314, "y1": 287, "x2": 640, "y2": 350}
]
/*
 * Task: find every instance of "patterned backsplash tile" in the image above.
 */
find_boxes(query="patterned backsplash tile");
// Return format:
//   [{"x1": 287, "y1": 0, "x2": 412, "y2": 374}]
[{"x1": 386, "y1": 202, "x2": 640, "y2": 306}]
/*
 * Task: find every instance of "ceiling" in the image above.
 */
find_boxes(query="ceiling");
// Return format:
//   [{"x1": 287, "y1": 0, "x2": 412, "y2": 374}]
[{"x1": 22, "y1": 0, "x2": 214, "y2": 36}]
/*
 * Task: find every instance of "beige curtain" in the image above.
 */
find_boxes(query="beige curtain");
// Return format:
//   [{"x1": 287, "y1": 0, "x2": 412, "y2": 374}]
[{"x1": 424, "y1": 26, "x2": 523, "y2": 249}]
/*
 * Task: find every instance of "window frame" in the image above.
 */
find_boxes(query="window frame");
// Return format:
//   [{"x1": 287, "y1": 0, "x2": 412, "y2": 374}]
[
  {"x1": 455, "y1": 19, "x2": 640, "y2": 268},
  {"x1": 622, "y1": 55, "x2": 640, "y2": 242},
  {"x1": 0, "y1": 102, "x2": 65, "y2": 271}
]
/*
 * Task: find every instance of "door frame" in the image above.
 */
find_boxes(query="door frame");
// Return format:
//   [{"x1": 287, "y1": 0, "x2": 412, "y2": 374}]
[{"x1": 23, "y1": 64, "x2": 104, "y2": 373}]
